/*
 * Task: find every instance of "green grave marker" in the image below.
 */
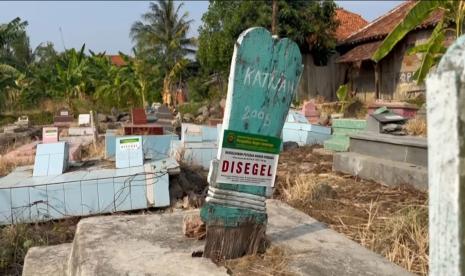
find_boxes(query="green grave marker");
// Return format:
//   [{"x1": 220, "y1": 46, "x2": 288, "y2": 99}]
[{"x1": 200, "y1": 27, "x2": 303, "y2": 260}]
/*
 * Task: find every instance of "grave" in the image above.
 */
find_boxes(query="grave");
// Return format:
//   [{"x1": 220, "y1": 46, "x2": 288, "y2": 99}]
[
  {"x1": 301, "y1": 100, "x2": 320, "y2": 123},
  {"x1": 368, "y1": 101, "x2": 418, "y2": 119},
  {"x1": 115, "y1": 136, "x2": 144, "y2": 168},
  {"x1": 366, "y1": 108, "x2": 406, "y2": 135},
  {"x1": 33, "y1": 142, "x2": 69, "y2": 176},
  {"x1": 78, "y1": 114, "x2": 90, "y2": 126},
  {"x1": 104, "y1": 131, "x2": 178, "y2": 161},
  {"x1": 15, "y1": 115, "x2": 30, "y2": 127},
  {"x1": 323, "y1": 119, "x2": 367, "y2": 151},
  {"x1": 123, "y1": 108, "x2": 166, "y2": 135},
  {"x1": 332, "y1": 131, "x2": 428, "y2": 191},
  {"x1": 170, "y1": 123, "x2": 220, "y2": 170},
  {"x1": 42, "y1": 127, "x2": 59, "y2": 143},
  {"x1": 22, "y1": 200, "x2": 410, "y2": 276},
  {"x1": 0, "y1": 156, "x2": 176, "y2": 225},
  {"x1": 54, "y1": 108, "x2": 74, "y2": 127},
  {"x1": 283, "y1": 110, "x2": 331, "y2": 146}
]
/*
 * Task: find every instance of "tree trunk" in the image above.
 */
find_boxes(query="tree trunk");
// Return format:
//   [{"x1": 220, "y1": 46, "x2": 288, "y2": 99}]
[{"x1": 272, "y1": 0, "x2": 278, "y2": 36}]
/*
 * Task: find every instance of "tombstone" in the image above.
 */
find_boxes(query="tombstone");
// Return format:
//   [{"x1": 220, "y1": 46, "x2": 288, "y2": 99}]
[
  {"x1": 367, "y1": 101, "x2": 418, "y2": 119},
  {"x1": 15, "y1": 115, "x2": 30, "y2": 127},
  {"x1": 42, "y1": 127, "x2": 59, "y2": 143},
  {"x1": 131, "y1": 108, "x2": 147, "y2": 125},
  {"x1": 115, "y1": 136, "x2": 144, "y2": 168},
  {"x1": 426, "y1": 34, "x2": 465, "y2": 275},
  {"x1": 54, "y1": 108, "x2": 74, "y2": 126},
  {"x1": 78, "y1": 114, "x2": 91, "y2": 126},
  {"x1": 301, "y1": 100, "x2": 320, "y2": 123},
  {"x1": 33, "y1": 142, "x2": 69, "y2": 176},
  {"x1": 200, "y1": 27, "x2": 303, "y2": 260},
  {"x1": 366, "y1": 107, "x2": 406, "y2": 134}
]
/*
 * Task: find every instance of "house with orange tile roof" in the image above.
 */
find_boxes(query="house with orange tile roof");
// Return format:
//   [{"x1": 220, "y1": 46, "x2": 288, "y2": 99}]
[
  {"x1": 107, "y1": 55, "x2": 126, "y2": 67},
  {"x1": 335, "y1": 1, "x2": 449, "y2": 101}
]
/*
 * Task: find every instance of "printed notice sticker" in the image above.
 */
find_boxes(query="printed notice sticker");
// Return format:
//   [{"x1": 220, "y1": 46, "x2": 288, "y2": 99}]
[{"x1": 216, "y1": 129, "x2": 281, "y2": 187}]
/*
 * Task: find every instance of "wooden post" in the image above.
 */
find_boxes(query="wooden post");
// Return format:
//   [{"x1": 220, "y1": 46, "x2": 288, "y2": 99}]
[
  {"x1": 272, "y1": 0, "x2": 278, "y2": 36},
  {"x1": 200, "y1": 27, "x2": 303, "y2": 261},
  {"x1": 374, "y1": 62, "x2": 380, "y2": 99},
  {"x1": 426, "y1": 35, "x2": 465, "y2": 275},
  {"x1": 90, "y1": 110, "x2": 98, "y2": 150}
]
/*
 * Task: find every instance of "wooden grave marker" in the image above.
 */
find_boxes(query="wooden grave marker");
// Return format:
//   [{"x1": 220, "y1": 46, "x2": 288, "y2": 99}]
[
  {"x1": 200, "y1": 27, "x2": 303, "y2": 261},
  {"x1": 426, "y1": 34, "x2": 465, "y2": 275}
]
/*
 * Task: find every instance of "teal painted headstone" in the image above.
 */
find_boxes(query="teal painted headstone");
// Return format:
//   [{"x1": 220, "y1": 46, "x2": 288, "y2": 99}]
[{"x1": 201, "y1": 27, "x2": 303, "y2": 260}]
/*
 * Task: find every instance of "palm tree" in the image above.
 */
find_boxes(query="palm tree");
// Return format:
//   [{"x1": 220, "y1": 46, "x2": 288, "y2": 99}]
[
  {"x1": 130, "y1": 0, "x2": 195, "y2": 106},
  {"x1": 372, "y1": 1, "x2": 465, "y2": 84}
]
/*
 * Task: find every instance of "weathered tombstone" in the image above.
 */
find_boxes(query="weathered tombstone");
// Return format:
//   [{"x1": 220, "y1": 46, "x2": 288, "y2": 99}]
[
  {"x1": 200, "y1": 27, "x2": 303, "y2": 260},
  {"x1": 42, "y1": 127, "x2": 59, "y2": 143},
  {"x1": 15, "y1": 115, "x2": 30, "y2": 127},
  {"x1": 426, "y1": 35, "x2": 465, "y2": 275},
  {"x1": 54, "y1": 107, "x2": 74, "y2": 127}
]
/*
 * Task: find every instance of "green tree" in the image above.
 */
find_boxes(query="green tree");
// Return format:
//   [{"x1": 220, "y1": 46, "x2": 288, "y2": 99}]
[
  {"x1": 130, "y1": 0, "x2": 195, "y2": 106},
  {"x1": 197, "y1": 0, "x2": 338, "y2": 84},
  {"x1": 0, "y1": 17, "x2": 32, "y2": 71},
  {"x1": 53, "y1": 44, "x2": 90, "y2": 105},
  {"x1": 372, "y1": 1, "x2": 465, "y2": 84}
]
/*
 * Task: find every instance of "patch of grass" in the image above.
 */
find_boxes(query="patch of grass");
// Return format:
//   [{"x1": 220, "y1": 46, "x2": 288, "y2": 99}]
[
  {"x1": 0, "y1": 219, "x2": 78, "y2": 276},
  {"x1": 279, "y1": 171, "x2": 428, "y2": 275},
  {"x1": 281, "y1": 173, "x2": 334, "y2": 207},
  {"x1": 405, "y1": 118, "x2": 427, "y2": 137},
  {"x1": 0, "y1": 115, "x2": 16, "y2": 128},
  {"x1": 224, "y1": 246, "x2": 296, "y2": 276},
  {"x1": 0, "y1": 112, "x2": 53, "y2": 127}
]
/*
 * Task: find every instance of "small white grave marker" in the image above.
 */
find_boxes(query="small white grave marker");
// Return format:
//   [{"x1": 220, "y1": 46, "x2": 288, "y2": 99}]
[{"x1": 78, "y1": 114, "x2": 91, "y2": 126}]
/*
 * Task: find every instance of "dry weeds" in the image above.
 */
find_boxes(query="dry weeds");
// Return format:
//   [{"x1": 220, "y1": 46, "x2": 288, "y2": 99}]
[
  {"x1": 276, "y1": 146, "x2": 428, "y2": 275},
  {"x1": 224, "y1": 246, "x2": 296, "y2": 276},
  {"x1": 405, "y1": 118, "x2": 427, "y2": 137},
  {"x1": 0, "y1": 219, "x2": 78, "y2": 275},
  {"x1": 80, "y1": 139, "x2": 105, "y2": 160},
  {"x1": 0, "y1": 157, "x2": 32, "y2": 177}
]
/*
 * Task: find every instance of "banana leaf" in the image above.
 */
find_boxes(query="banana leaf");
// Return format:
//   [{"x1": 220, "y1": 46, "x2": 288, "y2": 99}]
[
  {"x1": 372, "y1": 0, "x2": 441, "y2": 62},
  {"x1": 411, "y1": 21, "x2": 446, "y2": 84}
]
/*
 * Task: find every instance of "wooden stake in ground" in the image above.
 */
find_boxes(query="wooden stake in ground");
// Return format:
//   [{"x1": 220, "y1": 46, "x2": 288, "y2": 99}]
[
  {"x1": 200, "y1": 27, "x2": 302, "y2": 261},
  {"x1": 426, "y1": 35, "x2": 465, "y2": 275}
]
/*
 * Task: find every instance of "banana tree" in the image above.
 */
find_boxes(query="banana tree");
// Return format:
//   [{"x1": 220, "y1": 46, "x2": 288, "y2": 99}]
[
  {"x1": 54, "y1": 44, "x2": 89, "y2": 105},
  {"x1": 372, "y1": 0, "x2": 465, "y2": 84}
]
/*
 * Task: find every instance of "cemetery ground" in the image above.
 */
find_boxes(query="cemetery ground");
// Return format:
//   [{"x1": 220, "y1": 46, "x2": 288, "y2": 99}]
[{"x1": 0, "y1": 143, "x2": 427, "y2": 276}]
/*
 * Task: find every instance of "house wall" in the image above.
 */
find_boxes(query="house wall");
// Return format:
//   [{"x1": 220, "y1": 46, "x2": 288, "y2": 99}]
[
  {"x1": 297, "y1": 54, "x2": 347, "y2": 102},
  {"x1": 352, "y1": 29, "x2": 437, "y2": 102}
]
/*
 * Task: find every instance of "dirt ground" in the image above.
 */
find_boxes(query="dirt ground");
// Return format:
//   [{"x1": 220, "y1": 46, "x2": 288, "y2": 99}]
[{"x1": 274, "y1": 145, "x2": 428, "y2": 275}]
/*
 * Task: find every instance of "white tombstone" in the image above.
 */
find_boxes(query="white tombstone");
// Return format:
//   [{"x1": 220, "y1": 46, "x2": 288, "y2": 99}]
[
  {"x1": 426, "y1": 35, "x2": 465, "y2": 275},
  {"x1": 78, "y1": 114, "x2": 91, "y2": 126}
]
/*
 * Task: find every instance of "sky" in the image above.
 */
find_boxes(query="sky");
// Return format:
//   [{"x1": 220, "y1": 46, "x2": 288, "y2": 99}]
[{"x1": 0, "y1": 1, "x2": 404, "y2": 55}]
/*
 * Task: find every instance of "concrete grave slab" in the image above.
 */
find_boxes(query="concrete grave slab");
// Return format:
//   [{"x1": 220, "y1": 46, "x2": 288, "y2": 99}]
[
  {"x1": 23, "y1": 200, "x2": 410, "y2": 276},
  {"x1": 333, "y1": 152, "x2": 427, "y2": 191},
  {"x1": 23, "y1": 243, "x2": 72, "y2": 276}
]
